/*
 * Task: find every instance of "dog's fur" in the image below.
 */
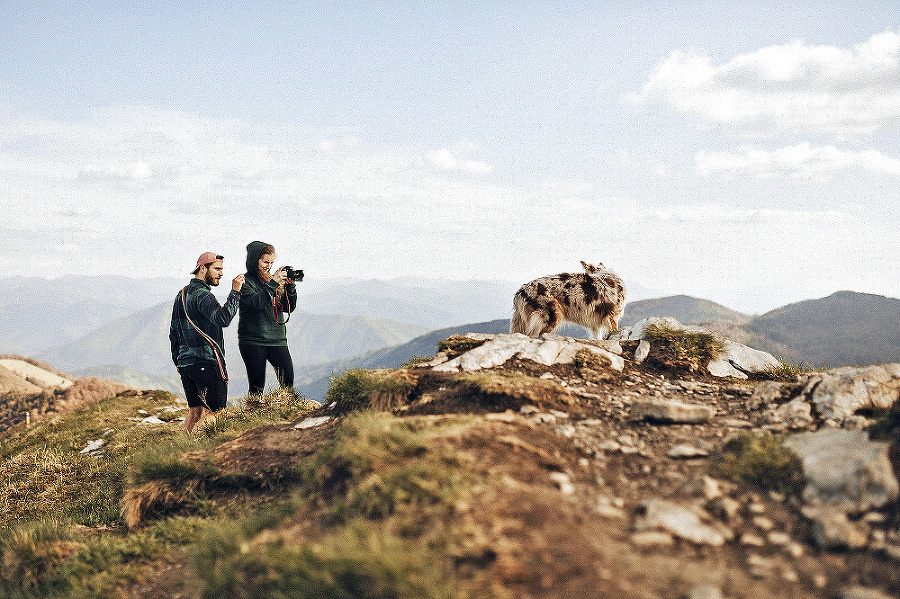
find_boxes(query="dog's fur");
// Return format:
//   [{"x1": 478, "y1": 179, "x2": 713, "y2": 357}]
[{"x1": 510, "y1": 261, "x2": 626, "y2": 340}]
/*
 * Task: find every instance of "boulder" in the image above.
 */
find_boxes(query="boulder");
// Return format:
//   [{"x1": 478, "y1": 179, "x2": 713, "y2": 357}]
[
  {"x1": 633, "y1": 498, "x2": 731, "y2": 546},
  {"x1": 631, "y1": 398, "x2": 715, "y2": 424},
  {"x1": 431, "y1": 333, "x2": 624, "y2": 373},
  {"x1": 798, "y1": 364, "x2": 900, "y2": 422},
  {"x1": 612, "y1": 317, "x2": 779, "y2": 379},
  {"x1": 784, "y1": 428, "x2": 899, "y2": 512}
]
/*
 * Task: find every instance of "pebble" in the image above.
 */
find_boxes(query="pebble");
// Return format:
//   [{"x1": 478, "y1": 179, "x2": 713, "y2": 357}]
[{"x1": 667, "y1": 444, "x2": 710, "y2": 459}]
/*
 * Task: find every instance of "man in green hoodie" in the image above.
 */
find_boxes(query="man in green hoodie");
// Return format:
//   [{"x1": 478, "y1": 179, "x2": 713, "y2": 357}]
[
  {"x1": 170, "y1": 252, "x2": 244, "y2": 432},
  {"x1": 238, "y1": 241, "x2": 298, "y2": 395}
]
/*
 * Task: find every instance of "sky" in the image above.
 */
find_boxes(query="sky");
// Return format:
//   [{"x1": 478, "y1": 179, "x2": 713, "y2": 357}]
[{"x1": 2, "y1": 1, "x2": 900, "y2": 314}]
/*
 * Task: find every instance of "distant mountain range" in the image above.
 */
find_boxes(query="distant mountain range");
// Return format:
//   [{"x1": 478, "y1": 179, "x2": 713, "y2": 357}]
[
  {"x1": 1, "y1": 274, "x2": 897, "y2": 404},
  {"x1": 292, "y1": 291, "x2": 900, "y2": 401}
]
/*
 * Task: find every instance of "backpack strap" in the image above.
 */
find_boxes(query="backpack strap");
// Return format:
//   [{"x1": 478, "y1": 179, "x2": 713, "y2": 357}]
[{"x1": 181, "y1": 286, "x2": 228, "y2": 383}]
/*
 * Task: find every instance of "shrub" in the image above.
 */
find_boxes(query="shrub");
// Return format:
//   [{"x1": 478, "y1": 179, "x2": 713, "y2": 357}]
[
  {"x1": 709, "y1": 432, "x2": 804, "y2": 497},
  {"x1": 436, "y1": 335, "x2": 487, "y2": 358},
  {"x1": 325, "y1": 370, "x2": 416, "y2": 414},
  {"x1": 643, "y1": 324, "x2": 726, "y2": 372}
]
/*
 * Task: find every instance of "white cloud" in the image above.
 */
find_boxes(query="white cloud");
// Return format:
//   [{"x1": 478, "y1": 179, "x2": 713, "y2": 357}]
[
  {"x1": 695, "y1": 142, "x2": 900, "y2": 180},
  {"x1": 425, "y1": 143, "x2": 494, "y2": 174},
  {"x1": 631, "y1": 29, "x2": 900, "y2": 136}
]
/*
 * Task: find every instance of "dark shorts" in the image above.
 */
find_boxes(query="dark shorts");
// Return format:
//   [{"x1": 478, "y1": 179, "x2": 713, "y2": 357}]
[{"x1": 178, "y1": 363, "x2": 227, "y2": 411}]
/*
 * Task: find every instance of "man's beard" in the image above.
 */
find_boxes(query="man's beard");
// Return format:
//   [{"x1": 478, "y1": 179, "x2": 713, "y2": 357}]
[{"x1": 204, "y1": 272, "x2": 219, "y2": 286}]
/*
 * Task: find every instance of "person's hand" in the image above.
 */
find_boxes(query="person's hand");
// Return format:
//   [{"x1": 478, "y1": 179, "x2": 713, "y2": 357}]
[
  {"x1": 272, "y1": 267, "x2": 287, "y2": 285},
  {"x1": 232, "y1": 274, "x2": 245, "y2": 292}
]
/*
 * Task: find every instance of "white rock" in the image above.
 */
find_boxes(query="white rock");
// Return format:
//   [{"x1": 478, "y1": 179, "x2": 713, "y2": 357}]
[
  {"x1": 294, "y1": 415, "x2": 333, "y2": 429},
  {"x1": 801, "y1": 364, "x2": 900, "y2": 422},
  {"x1": 432, "y1": 333, "x2": 624, "y2": 373},
  {"x1": 80, "y1": 439, "x2": 106, "y2": 454},
  {"x1": 667, "y1": 444, "x2": 710, "y2": 459},
  {"x1": 612, "y1": 317, "x2": 780, "y2": 378},
  {"x1": 633, "y1": 498, "x2": 730, "y2": 546},
  {"x1": 632, "y1": 398, "x2": 715, "y2": 424},
  {"x1": 634, "y1": 340, "x2": 650, "y2": 363},
  {"x1": 785, "y1": 429, "x2": 899, "y2": 511}
]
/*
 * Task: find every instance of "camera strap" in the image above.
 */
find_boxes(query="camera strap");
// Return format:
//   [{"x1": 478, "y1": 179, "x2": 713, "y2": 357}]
[
  {"x1": 181, "y1": 286, "x2": 229, "y2": 383},
  {"x1": 273, "y1": 288, "x2": 292, "y2": 324}
]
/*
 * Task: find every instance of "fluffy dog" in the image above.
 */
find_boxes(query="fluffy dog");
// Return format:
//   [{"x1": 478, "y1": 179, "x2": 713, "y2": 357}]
[{"x1": 510, "y1": 261, "x2": 626, "y2": 340}]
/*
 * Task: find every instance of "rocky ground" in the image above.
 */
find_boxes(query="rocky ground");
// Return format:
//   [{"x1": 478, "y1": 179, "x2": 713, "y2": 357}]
[{"x1": 122, "y1": 319, "x2": 900, "y2": 599}]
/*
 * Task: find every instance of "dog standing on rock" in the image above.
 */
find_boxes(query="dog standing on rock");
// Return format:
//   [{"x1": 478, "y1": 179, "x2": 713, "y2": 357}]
[{"x1": 510, "y1": 261, "x2": 626, "y2": 340}]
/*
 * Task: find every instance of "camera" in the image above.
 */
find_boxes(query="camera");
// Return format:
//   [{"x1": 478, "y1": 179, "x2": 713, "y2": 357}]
[{"x1": 283, "y1": 267, "x2": 304, "y2": 282}]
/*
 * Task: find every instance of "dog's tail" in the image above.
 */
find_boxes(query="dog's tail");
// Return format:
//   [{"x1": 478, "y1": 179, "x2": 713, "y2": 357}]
[{"x1": 511, "y1": 290, "x2": 564, "y2": 337}]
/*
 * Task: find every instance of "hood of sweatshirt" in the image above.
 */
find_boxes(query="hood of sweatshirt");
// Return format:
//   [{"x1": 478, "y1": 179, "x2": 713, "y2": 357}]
[{"x1": 245, "y1": 240, "x2": 271, "y2": 275}]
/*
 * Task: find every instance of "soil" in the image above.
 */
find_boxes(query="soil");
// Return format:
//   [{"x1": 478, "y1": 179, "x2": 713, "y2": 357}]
[{"x1": 117, "y1": 344, "x2": 900, "y2": 599}]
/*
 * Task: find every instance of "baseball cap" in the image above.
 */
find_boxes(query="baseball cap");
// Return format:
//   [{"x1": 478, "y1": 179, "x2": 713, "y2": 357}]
[{"x1": 192, "y1": 251, "x2": 223, "y2": 274}]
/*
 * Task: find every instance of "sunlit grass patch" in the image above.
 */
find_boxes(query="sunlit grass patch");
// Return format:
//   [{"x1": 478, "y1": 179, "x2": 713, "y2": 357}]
[
  {"x1": 709, "y1": 431, "x2": 804, "y2": 497},
  {"x1": 193, "y1": 412, "x2": 474, "y2": 599},
  {"x1": 643, "y1": 324, "x2": 726, "y2": 372},
  {"x1": 195, "y1": 517, "x2": 457, "y2": 599},
  {"x1": 325, "y1": 369, "x2": 417, "y2": 414},
  {"x1": 750, "y1": 360, "x2": 826, "y2": 382},
  {"x1": 437, "y1": 335, "x2": 488, "y2": 359}
]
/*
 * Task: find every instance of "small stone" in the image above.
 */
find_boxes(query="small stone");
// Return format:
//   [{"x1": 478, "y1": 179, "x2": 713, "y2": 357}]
[
  {"x1": 785, "y1": 541, "x2": 805, "y2": 558},
  {"x1": 633, "y1": 498, "x2": 730, "y2": 546},
  {"x1": 687, "y1": 584, "x2": 725, "y2": 599},
  {"x1": 594, "y1": 498, "x2": 628, "y2": 520},
  {"x1": 667, "y1": 444, "x2": 710, "y2": 459},
  {"x1": 767, "y1": 531, "x2": 791, "y2": 546},
  {"x1": 838, "y1": 586, "x2": 895, "y2": 599},
  {"x1": 707, "y1": 496, "x2": 741, "y2": 522},
  {"x1": 746, "y1": 553, "x2": 776, "y2": 578},
  {"x1": 781, "y1": 568, "x2": 799, "y2": 583},
  {"x1": 752, "y1": 516, "x2": 775, "y2": 531},
  {"x1": 634, "y1": 340, "x2": 651, "y2": 363},
  {"x1": 631, "y1": 398, "x2": 715, "y2": 424},
  {"x1": 680, "y1": 475, "x2": 723, "y2": 501},
  {"x1": 597, "y1": 440, "x2": 622, "y2": 453},
  {"x1": 804, "y1": 506, "x2": 870, "y2": 550},
  {"x1": 548, "y1": 472, "x2": 574, "y2": 495},
  {"x1": 554, "y1": 424, "x2": 576, "y2": 438},
  {"x1": 740, "y1": 533, "x2": 766, "y2": 547},
  {"x1": 629, "y1": 530, "x2": 675, "y2": 547},
  {"x1": 294, "y1": 415, "x2": 332, "y2": 429}
]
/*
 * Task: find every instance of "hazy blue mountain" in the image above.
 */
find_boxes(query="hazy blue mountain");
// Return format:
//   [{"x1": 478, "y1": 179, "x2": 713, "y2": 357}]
[
  {"x1": 37, "y1": 300, "x2": 430, "y2": 396},
  {"x1": 746, "y1": 291, "x2": 900, "y2": 367},
  {"x1": 0, "y1": 276, "x2": 182, "y2": 353},
  {"x1": 295, "y1": 319, "x2": 512, "y2": 401},
  {"x1": 72, "y1": 365, "x2": 183, "y2": 396},
  {"x1": 620, "y1": 295, "x2": 751, "y2": 327}
]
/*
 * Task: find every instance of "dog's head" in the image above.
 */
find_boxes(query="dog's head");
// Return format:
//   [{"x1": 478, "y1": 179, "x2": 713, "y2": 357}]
[{"x1": 580, "y1": 261, "x2": 604, "y2": 274}]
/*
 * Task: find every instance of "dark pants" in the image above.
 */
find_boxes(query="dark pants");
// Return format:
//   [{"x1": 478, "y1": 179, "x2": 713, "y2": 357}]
[
  {"x1": 239, "y1": 344, "x2": 294, "y2": 395},
  {"x1": 178, "y1": 362, "x2": 228, "y2": 411}
]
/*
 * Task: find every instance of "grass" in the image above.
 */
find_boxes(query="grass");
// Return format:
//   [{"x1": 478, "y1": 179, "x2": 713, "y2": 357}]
[
  {"x1": 1, "y1": 378, "x2": 480, "y2": 598},
  {"x1": 709, "y1": 431, "x2": 804, "y2": 497},
  {"x1": 0, "y1": 386, "x2": 322, "y2": 598},
  {"x1": 749, "y1": 360, "x2": 827, "y2": 382},
  {"x1": 642, "y1": 323, "x2": 726, "y2": 372},
  {"x1": 436, "y1": 335, "x2": 488, "y2": 359},
  {"x1": 325, "y1": 369, "x2": 417, "y2": 414},
  {"x1": 192, "y1": 412, "x2": 475, "y2": 599}
]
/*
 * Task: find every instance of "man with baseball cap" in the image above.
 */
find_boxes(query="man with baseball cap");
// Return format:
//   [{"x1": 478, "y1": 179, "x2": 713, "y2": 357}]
[{"x1": 169, "y1": 252, "x2": 245, "y2": 431}]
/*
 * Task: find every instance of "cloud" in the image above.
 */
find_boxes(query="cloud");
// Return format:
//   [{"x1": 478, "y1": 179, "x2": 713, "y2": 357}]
[
  {"x1": 695, "y1": 143, "x2": 900, "y2": 180},
  {"x1": 425, "y1": 145, "x2": 494, "y2": 174},
  {"x1": 631, "y1": 29, "x2": 900, "y2": 136}
]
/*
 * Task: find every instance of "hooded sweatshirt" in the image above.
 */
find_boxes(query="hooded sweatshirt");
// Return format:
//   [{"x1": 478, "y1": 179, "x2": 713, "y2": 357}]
[{"x1": 238, "y1": 241, "x2": 298, "y2": 346}]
